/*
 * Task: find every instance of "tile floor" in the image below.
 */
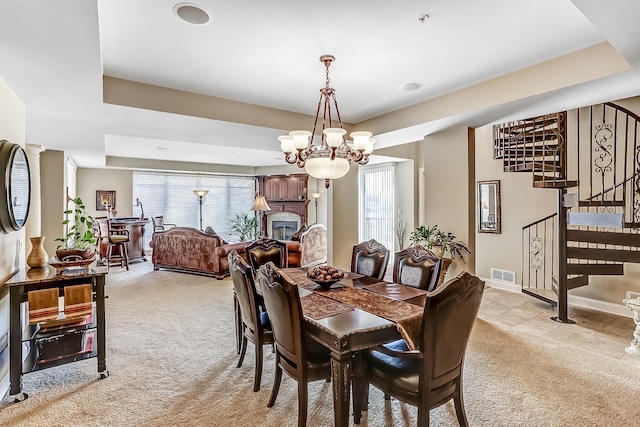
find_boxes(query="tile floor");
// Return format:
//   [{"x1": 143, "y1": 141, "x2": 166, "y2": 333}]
[{"x1": 479, "y1": 286, "x2": 640, "y2": 366}]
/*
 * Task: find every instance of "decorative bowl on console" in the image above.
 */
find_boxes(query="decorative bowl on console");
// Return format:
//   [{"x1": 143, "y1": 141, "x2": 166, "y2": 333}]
[{"x1": 307, "y1": 265, "x2": 345, "y2": 289}]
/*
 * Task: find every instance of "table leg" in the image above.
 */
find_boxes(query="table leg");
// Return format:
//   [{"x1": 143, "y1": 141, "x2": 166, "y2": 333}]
[
  {"x1": 9, "y1": 286, "x2": 25, "y2": 399},
  {"x1": 330, "y1": 351, "x2": 352, "y2": 427},
  {"x1": 95, "y1": 276, "x2": 109, "y2": 378}
]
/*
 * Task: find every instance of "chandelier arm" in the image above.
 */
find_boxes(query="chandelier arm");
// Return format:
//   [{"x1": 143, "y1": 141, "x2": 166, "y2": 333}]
[
  {"x1": 311, "y1": 91, "x2": 324, "y2": 142},
  {"x1": 330, "y1": 147, "x2": 336, "y2": 161},
  {"x1": 349, "y1": 149, "x2": 365, "y2": 163},
  {"x1": 358, "y1": 155, "x2": 371, "y2": 166},
  {"x1": 284, "y1": 152, "x2": 298, "y2": 164},
  {"x1": 330, "y1": 92, "x2": 344, "y2": 128}
]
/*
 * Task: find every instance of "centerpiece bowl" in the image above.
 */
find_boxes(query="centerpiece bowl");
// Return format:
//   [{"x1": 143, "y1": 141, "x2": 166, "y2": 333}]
[{"x1": 307, "y1": 265, "x2": 345, "y2": 289}]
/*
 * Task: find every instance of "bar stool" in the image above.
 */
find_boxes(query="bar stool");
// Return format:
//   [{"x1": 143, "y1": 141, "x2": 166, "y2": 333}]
[
  {"x1": 98, "y1": 218, "x2": 130, "y2": 271},
  {"x1": 107, "y1": 227, "x2": 130, "y2": 272}
]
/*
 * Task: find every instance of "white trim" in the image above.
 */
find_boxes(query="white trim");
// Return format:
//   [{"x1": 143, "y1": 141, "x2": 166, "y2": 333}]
[{"x1": 480, "y1": 277, "x2": 632, "y2": 318}]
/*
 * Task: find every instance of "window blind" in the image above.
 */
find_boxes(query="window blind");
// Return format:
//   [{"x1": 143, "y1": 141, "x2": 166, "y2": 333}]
[
  {"x1": 358, "y1": 163, "x2": 395, "y2": 254},
  {"x1": 133, "y1": 172, "x2": 255, "y2": 242}
]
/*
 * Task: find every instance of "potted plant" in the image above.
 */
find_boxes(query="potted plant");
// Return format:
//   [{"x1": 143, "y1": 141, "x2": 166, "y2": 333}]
[
  {"x1": 409, "y1": 224, "x2": 471, "y2": 261},
  {"x1": 230, "y1": 212, "x2": 257, "y2": 242},
  {"x1": 55, "y1": 197, "x2": 97, "y2": 260}
]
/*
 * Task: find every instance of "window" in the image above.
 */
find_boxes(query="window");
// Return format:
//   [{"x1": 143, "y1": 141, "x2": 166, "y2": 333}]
[
  {"x1": 133, "y1": 172, "x2": 255, "y2": 242},
  {"x1": 358, "y1": 163, "x2": 395, "y2": 254}
]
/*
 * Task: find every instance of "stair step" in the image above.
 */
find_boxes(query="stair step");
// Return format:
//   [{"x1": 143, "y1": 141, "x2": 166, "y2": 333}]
[
  {"x1": 565, "y1": 263, "x2": 624, "y2": 275},
  {"x1": 566, "y1": 247, "x2": 640, "y2": 263},
  {"x1": 494, "y1": 134, "x2": 560, "y2": 146},
  {"x1": 551, "y1": 274, "x2": 589, "y2": 290},
  {"x1": 567, "y1": 230, "x2": 640, "y2": 246},
  {"x1": 578, "y1": 200, "x2": 626, "y2": 207},
  {"x1": 505, "y1": 162, "x2": 561, "y2": 173},
  {"x1": 532, "y1": 179, "x2": 578, "y2": 188}
]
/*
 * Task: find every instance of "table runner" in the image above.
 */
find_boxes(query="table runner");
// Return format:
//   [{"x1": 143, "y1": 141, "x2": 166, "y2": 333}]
[
  {"x1": 300, "y1": 293, "x2": 354, "y2": 320},
  {"x1": 363, "y1": 282, "x2": 428, "y2": 301},
  {"x1": 281, "y1": 268, "x2": 423, "y2": 349}
]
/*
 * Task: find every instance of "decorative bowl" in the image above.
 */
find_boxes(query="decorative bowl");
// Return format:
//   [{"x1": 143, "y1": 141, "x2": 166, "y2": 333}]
[{"x1": 307, "y1": 265, "x2": 345, "y2": 289}]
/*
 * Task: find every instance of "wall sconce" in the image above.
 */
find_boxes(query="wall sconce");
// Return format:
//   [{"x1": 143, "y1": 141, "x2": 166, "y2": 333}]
[
  {"x1": 193, "y1": 189, "x2": 209, "y2": 230},
  {"x1": 311, "y1": 192, "x2": 321, "y2": 224}
]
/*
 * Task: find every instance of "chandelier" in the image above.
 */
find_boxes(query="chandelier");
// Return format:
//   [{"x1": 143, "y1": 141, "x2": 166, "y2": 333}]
[{"x1": 278, "y1": 55, "x2": 375, "y2": 188}]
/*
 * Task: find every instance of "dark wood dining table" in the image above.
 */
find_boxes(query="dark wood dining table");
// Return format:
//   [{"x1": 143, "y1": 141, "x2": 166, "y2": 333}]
[{"x1": 279, "y1": 268, "x2": 426, "y2": 427}]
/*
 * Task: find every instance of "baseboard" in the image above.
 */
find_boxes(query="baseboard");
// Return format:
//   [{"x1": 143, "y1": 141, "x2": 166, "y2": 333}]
[{"x1": 480, "y1": 277, "x2": 632, "y2": 318}]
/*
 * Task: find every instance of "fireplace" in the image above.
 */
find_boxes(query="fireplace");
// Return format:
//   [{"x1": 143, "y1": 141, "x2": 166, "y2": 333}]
[{"x1": 268, "y1": 212, "x2": 301, "y2": 240}]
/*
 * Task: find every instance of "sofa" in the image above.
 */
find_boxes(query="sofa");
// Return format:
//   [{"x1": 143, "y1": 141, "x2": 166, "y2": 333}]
[
  {"x1": 150, "y1": 226, "x2": 302, "y2": 278},
  {"x1": 212, "y1": 240, "x2": 301, "y2": 279},
  {"x1": 150, "y1": 227, "x2": 226, "y2": 276}
]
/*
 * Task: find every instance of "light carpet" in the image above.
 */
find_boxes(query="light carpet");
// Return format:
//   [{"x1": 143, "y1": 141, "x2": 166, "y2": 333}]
[{"x1": 1, "y1": 262, "x2": 639, "y2": 426}]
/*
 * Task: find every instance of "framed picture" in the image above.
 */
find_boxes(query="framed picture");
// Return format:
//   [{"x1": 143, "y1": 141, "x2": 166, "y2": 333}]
[
  {"x1": 478, "y1": 180, "x2": 501, "y2": 233},
  {"x1": 96, "y1": 190, "x2": 116, "y2": 211}
]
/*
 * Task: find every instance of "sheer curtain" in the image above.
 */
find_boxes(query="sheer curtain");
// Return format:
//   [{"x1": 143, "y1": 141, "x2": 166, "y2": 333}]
[
  {"x1": 133, "y1": 172, "x2": 255, "y2": 243},
  {"x1": 358, "y1": 163, "x2": 395, "y2": 254}
]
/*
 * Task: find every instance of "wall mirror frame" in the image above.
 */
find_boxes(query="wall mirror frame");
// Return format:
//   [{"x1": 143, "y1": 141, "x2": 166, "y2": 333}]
[
  {"x1": 478, "y1": 179, "x2": 501, "y2": 234},
  {"x1": 0, "y1": 139, "x2": 31, "y2": 234}
]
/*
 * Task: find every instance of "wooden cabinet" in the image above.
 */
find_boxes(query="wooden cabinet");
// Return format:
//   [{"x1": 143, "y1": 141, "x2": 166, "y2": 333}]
[
  {"x1": 257, "y1": 174, "x2": 309, "y2": 226},
  {"x1": 259, "y1": 174, "x2": 308, "y2": 201},
  {"x1": 7, "y1": 265, "x2": 108, "y2": 401}
]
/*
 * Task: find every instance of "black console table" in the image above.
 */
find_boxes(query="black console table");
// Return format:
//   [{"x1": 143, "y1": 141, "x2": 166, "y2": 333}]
[{"x1": 6, "y1": 264, "x2": 108, "y2": 402}]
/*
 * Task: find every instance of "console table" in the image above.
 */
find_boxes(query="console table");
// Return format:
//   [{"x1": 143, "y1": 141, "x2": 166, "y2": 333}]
[{"x1": 6, "y1": 264, "x2": 108, "y2": 402}]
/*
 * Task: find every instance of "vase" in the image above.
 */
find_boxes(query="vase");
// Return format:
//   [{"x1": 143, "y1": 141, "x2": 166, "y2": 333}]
[
  {"x1": 26, "y1": 236, "x2": 49, "y2": 268},
  {"x1": 430, "y1": 245, "x2": 445, "y2": 258}
]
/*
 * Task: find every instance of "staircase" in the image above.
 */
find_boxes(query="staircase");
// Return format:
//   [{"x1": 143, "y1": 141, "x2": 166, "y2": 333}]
[{"x1": 494, "y1": 103, "x2": 640, "y2": 322}]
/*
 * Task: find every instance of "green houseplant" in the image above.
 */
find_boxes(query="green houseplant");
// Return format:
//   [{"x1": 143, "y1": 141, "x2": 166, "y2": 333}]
[
  {"x1": 230, "y1": 212, "x2": 257, "y2": 242},
  {"x1": 55, "y1": 197, "x2": 97, "y2": 260},
  {"x1": 409, "y1": 224, "x2": 471, "y2": 261}
]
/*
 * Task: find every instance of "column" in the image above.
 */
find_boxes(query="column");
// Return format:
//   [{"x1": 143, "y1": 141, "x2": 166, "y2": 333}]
[{"x1": 25, "y1": 144, "x2": 45, "y2": 254}]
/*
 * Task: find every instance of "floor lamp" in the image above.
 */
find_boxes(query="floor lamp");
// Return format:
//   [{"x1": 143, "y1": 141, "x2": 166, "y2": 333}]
[
  {"x1": 193, "y1": 189, "x2": 208, "y2": 230},
  {"x1": 311, "y1": 192, "x2": 321, "y2": 224},
  {"x1": 252, "y1": 195, "x2": 271, "y2": 238}
]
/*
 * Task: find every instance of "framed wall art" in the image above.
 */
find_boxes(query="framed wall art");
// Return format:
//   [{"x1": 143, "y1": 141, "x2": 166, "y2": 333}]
[{"x1": 96, "y1": 190, "x2": 116, "y2": 211}]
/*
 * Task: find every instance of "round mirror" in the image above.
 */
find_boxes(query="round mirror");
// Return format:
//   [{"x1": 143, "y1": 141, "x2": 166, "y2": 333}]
[{"x1": 0, "y1": 140, "x2": 31, "y2": 233}]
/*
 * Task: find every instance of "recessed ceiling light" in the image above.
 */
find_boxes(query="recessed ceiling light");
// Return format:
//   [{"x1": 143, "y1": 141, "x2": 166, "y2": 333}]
[
  {"x1": 173, "y1": 3, "x2": 210, "y2": 25},
  {"x1": 157, "y1": 147, "x2": 167, "y2": 150},
  {"x1": 399, "y1": 82, "x2": 423, "y2": 92}
]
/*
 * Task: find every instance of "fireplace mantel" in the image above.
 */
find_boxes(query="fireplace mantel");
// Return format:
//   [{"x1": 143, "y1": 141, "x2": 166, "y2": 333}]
[{"x1": 257, "y1": 174, "x2": 309, "y2": 226}]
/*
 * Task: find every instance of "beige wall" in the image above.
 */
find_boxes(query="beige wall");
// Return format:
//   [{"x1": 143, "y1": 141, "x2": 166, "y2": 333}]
[
  {"x1": 421, "y1": 127, "x2": 475, "y2": 281},
  {"x1": 40, "y1": 150, "x2": 67, "y2": 258},
  {"x1": 77, "y1": 168, "x2": 134, "y2": 219},
  {"x1": 0, "y1": 76, "x2": 26, "y2": 278},
  {"x1": 0, "y1": 75, "x2": 26, "y2": 398}
]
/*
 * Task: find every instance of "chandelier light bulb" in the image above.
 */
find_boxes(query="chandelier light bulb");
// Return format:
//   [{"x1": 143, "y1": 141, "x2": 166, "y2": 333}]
[
  {"x1": 278, "y1": 135, "x2": 295, "y2": 153},
  {"x1": 323, "y1": 128, "x2": 347, "y2": 148},
  {"x1": 350, "y1": 131, "x2": 373, "y2": 151},
  {"x1": 289, "y1": 130, "x2": 312, "y2": 150}
]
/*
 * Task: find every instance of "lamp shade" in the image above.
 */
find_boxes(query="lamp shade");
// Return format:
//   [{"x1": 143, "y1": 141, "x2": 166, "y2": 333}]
[
  {"x1": 305, "y1": 156, "x2": 350, "y2": 180},
  {"x1": 193, "y1": 189, "x2": 209, "y2": 197},
  {"x1": 252, "y1": 195, "x2": 271, "y2": 212}
]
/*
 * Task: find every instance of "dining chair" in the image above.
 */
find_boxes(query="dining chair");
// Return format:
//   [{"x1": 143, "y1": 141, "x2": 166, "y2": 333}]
[
  {"x1": 352, "y1": 271, "x2": 485, "y2": 426},
  {"x1": 350, "y1": 239, "x2": 390, "y2": 280},
  {"x1": 246, "y1": 238, "x2": 288, "y2": 271},
  {"x1": 228, "y1": 250, "x2": 274, "y2": 392},
  {"x1": 97, "y1": 218, "x2": 130, "y2": 272},
  {"x1": 151, "y1": 215, "x2": 176, "y2": 232},
  {"x1": 256, "y1": 262, "x2": 332, "y2": 427},
  {"x1": 393, "y1": 245, "x2": 442, "y2": 291}
]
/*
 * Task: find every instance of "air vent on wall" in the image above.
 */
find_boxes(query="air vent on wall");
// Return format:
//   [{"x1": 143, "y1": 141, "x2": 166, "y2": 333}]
[{"x1": 490, "y1": 268, "x2": 516, "y2": 284}]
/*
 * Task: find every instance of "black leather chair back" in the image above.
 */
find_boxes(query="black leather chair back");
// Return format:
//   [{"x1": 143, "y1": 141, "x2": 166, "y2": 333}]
[
  {"x1": 351, "y1": 239, "x2": 390, "y2": 280},
  {"x1": 229, "y1": 250, "x2": 260, "y2": 332},
  {"x1": 393, "y1": 245, "x2": 442, "y2": 291},
  {"x1": 246, "y1": 238, "x2": 288, "y2": 271}
]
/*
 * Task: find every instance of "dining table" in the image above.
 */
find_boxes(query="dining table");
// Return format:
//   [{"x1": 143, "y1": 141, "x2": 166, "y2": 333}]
[{"x1": 279, "y1": 268, "x2": 427, "y2": 427}]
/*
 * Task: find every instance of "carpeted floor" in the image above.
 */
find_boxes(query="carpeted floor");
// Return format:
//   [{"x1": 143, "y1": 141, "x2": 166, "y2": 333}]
[{"x1": 1, "y1": 262, "x2": 639, "y2": 426}]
